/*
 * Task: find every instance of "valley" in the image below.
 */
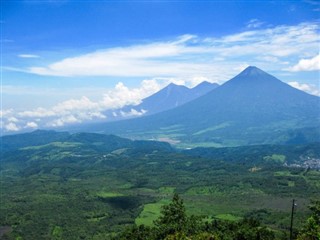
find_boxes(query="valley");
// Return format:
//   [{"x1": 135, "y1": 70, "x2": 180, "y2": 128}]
[{"x1": 1, "y1": 131, "x2": 319, "y2": 239}]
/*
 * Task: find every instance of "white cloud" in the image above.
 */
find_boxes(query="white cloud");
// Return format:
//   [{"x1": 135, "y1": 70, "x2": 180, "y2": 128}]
[
  {"x1": 19, "y1": 108, "x2": 56, "y2": 118},
  {"x1": 5, "y1": 122, "x2": 20, "y2": 131},
  {"x1": 52, "y1": 96, "x2": 99, "y2": 113},
  {"x1": 287, "y1": 54, "x2": 320, "y2": 71},
  {"x1": 233, "y1": 64, "x2": 250, "y2": 73},
  {"x1": 100, "y1": 78, "x2": 183, "y2": 109},
  {"x1": 48, "y1": 115, "x2": 81, "y2": 127},
  {"x1": 6, "y1": 79, "x2": 167, "y2": 129},
  {"x1": 25, "y1": 122, "x2": 38, "y2": 129},
  {"x1": 288, "y1": 81, "x2": 320, "y2": 96},
  {"x1": 120, "y1": 109, "x2": 147, "y2": 117},
  {"x1": 26, "y1": 37, "x2": 204, "y2": 77},
  {"x1": 8, "y1": 117, "x2": 19, "y2": 122},
  {"x1": 18, "y1": 54, "x2": 40, "y2": 58},
  {"x1": 0, "y1": 109, "x2": 13, "y2": 118},
  {"x1": 101, "y1": 82, "x2": 145, "y2": 109},
  {"x1": 1, "y1": 76, "x2": 194, "y2": 131}
]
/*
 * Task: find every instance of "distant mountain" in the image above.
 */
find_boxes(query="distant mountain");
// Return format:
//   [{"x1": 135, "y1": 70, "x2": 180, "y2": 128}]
[
  {"x1": 105, "y1": 81, "x2": 219, "y2": 120},
  {"x1": 1, "y1": 130, "x2": 70, "y2": 153},
  {"x1": 1, "y1": 130, "x2": 172, "y2": 154},
  {"x1": 85, "y1": 66, "x2": 320, "y2": 147},
  {"x1": 190, "y1": 81, "x2": 218, "y2": 98}
]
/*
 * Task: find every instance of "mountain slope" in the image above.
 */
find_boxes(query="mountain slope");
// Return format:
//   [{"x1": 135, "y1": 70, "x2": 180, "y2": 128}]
[
  {"x1": 1, "y1": 130, "x2": 70, "y2": 153},
  {"x1": 86, "y1": 66, "x2": 320, "y2": 147},
  {"x1": 106, "y1": 81, "x2": 219, "y2": 120}
]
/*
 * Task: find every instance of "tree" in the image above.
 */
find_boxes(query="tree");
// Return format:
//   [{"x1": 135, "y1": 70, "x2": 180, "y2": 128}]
[
  {"x1": 115, "y1": 194, "x2": 276, "y2": 240},
  {"x1": 117, "y1": 224, "x2": 153, "y2": 240},
  {"x1": 297, "y1": 200, "x2": 320, "y2": 240},
  {"x1": 154, "y1": 193, "x2": 188, "y2": 238}
]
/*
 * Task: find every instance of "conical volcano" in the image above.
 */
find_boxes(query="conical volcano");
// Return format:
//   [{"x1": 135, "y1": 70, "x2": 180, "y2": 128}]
[{"x1": 85, "y1": 66, "x2": 320, "y2": 147}]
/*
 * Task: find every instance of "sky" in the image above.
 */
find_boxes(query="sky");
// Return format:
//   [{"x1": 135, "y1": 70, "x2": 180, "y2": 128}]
[{"x1": 1, "y1": 0, "x2": 320, "y2": 133}]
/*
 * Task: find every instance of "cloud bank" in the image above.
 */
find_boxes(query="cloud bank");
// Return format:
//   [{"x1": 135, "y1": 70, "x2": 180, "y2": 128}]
[{"x1": 1, "y1": 79, "x2": 177, "y2": 131}]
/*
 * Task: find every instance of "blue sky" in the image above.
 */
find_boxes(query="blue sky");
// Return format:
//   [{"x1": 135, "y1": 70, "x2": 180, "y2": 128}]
[{"x1": 1, "y1": 0, "x2": 320, "y2": 132}]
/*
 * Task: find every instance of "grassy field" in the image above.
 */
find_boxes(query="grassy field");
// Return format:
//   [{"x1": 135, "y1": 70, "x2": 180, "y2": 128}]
[{"x1": 135, "y1": 199, "x2": 171, "y2": 226}]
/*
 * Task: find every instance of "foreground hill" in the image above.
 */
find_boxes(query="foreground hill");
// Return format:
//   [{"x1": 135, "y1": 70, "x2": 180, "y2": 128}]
[
  {"x1": 104, "y1": 81, "x2": 219, "y2": 121},
  {"x1": 85, "y1": 66, "x2": 320, "y2": 147}
]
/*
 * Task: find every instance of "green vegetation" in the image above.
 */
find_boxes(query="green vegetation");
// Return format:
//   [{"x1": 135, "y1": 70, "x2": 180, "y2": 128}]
[
  {"x1": 215, "y1": 214, "x2": 242, "y2": 221},
  {"x1": 121, "y1": 196, "x2": 320, "y2": 240},
  {"x1": 96, "y1": 192, "x2": 125, "y2": 198},
  {"x1": 263, "y1": 154, "x2": 286, "y2": 163},
  {"x1": 21, "y1": 141, "x2": 83, "y2": 150},
  {"x1": 192, "y1": 122, "x2": 231, "y2": 136},
  {"x1": 297, "y1": 200, "x2": 320, "y2": 240},
  {"x1": 117, "y1": 194, "x2": 276, "y2": 240},
  {"x1": 0, "y1": 131, "x2": 319, "y2": 239},
  {"x1": 135, "y1": 199, "x2": 170, "y2": 226}
]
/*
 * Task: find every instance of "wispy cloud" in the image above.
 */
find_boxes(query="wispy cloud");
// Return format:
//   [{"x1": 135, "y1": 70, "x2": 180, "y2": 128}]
[
  {"x1": 18, "y1": 54, "x2": 40, "y2": 58},
  {"x1": 26, "y1": 37, "x2": 212, "y2": 78},
  {"x1": 304, "y1": 0, "x2": 320, "y2": 11},
  {"x1": 246, "y1": 19, "x2": 265, "y2": 29},
  {"x1": 6, "y1": 22, "x2": 318, "y2": 82}
]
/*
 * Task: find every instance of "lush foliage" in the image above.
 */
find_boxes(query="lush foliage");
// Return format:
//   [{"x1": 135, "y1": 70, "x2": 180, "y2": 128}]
[
  {"x1": 117, "y1": 194, "x2": 275, "y2": 240},
  {"x1": 0, "y1": 131, "x2": 319, "y2": 239},
  {"x1": 297, "y1": 200, "x2": 320, "y2": 240}
]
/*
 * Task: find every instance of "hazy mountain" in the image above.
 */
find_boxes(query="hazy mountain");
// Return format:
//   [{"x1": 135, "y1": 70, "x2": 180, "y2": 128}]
[
  {"x1": 1, "y1": 130, "x2": 172, "y2": 155},
  {"x1": 106, "y1": 81, "x2": 219, "y2": 120},
  {"x1": 1, "y1": 130, "x2": 70, "y2": 153},
  {"x1": 190, "y1": 81, "x2": 219, "y2": 98},
  {"x1": 86, "y1": 66, "x2": 320, "y2": 147}
]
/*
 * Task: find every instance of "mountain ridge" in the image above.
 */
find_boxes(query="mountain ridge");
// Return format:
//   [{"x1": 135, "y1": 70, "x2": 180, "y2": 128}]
[
  {"x1": 84, "y1": 66, "x2": 320, "y2": 147},
  {"x1": 1, "y1": 130, "x2": 173, "y2": 154},
  {"x1": 105, "y1": 81, "x2": 219, "y2": 120}
]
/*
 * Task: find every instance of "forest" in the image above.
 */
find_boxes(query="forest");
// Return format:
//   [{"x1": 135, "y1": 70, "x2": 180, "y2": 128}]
[
  {"x1": 117, "y1": 194, "x2": 320, "y2": 240},
  {"x1": 0, "y1": 131, "x2": 319, "y2": 239}
]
